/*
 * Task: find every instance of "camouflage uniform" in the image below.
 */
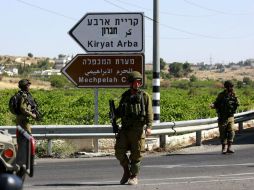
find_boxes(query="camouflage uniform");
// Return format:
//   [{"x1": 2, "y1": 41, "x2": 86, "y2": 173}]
[
  {"x1": 212, "y1": 80, "x2": 239, "y2": 154},
  {"x1": 16, "y1": 91, "x2": 36, "y2": 134},
  {"x1": 15, "y1": 79, "x2": 37, "y2": 172},
  {"x1": 16, "y1": 80, "x2": 36, "y2": 134},
  {"x1": 114, "y1": 71, "x2": 153, "y2": 185}
]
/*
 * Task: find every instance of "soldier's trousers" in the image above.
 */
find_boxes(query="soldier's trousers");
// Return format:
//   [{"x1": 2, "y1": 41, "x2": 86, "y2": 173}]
[
  {"x1": 218, "y1": 117, "x2": 235, "y2": 145},
  {"x1": 16, "y1": 132, "x2": 29, "y2": 167},
  {"x1": 16, "y1": 119, "x2": 32, "y2": 167},
  {"x1": 115, "y1": 128, "x2": 145, "y2": 176}
]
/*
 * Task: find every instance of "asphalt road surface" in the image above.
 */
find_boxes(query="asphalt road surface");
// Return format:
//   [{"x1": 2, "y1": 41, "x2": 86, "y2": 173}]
[{"x1": 24, "y1": 128, "x2": 254, "y2": 190}]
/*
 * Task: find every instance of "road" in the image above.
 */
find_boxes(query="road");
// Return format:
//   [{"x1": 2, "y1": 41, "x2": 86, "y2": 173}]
[{"x1": 24, "y1": 128, "x2": 254, "y2": 190}]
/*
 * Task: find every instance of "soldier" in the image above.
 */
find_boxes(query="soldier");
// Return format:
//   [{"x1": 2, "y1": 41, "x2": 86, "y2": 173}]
[
  {"x1": 15, "y1": 79, "x2": 38, "y2": 180},
  {"x1": 114, "y1": 71, "x2": 153, "y2": 185},
  {"x1": 211, "y1": 80, "x2": 239, "y2": 154}
]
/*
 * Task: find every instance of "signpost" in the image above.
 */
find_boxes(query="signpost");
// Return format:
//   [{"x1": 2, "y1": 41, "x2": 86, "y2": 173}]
[
  {"x1": 64, "y1": 12, "x2": 145, "y2": 150},
  {"x1": 61, "y1": 54, "x2": 144, "y2": 88},
  {"x1": 69, "y1": 12, "x2": 144, "y2": 53}
]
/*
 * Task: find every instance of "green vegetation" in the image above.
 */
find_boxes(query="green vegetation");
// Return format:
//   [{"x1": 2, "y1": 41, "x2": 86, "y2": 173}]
[
  {"x1": 168, "y1": 62, "x2": 192, "y2": 77},
  {"x1": 36, "y1": 140, "x2": 76, "y2": 158},
  {"x1": 46, "y1": 75, "x2": 75, "y2": 88},
  {"x1": 1, "y1": 79, "x2": 254, "y2": 126}
]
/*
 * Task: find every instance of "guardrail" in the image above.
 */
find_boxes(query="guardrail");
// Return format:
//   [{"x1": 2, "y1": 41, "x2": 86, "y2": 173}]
[{"x1": 1, "y1": 110, "x2": 254, "y2": 155}]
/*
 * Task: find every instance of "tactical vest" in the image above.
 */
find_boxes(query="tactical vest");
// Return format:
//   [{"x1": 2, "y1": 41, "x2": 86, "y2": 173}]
[
  {"x1": 120, "y1": 90, "x2": 146, "y2": 121},
  {"x1": 218, "y1": 92, "x2": 238, "y2": 118}
]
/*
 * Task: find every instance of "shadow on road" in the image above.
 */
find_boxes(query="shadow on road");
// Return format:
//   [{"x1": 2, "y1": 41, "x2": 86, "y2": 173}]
[
  {"x1": 34, "y1": 183, "x2": 120, "y2": 187},
  {"x1": 164, "y1": 127, "x2": 254, "y2": 156},
  {"x1": 199, "y1": 127, "x2": 254, "y2": 146}
]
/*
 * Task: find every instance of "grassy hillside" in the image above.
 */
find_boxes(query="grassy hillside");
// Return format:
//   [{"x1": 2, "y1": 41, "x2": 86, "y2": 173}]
[{"x1": 0, "y1": 80, "x2": 253, "y2": 126}]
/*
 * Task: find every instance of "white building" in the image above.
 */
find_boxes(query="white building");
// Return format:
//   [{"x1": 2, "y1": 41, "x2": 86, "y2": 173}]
[
  {"x1": 54, "y1": 55, "x2": 72, "y2": 70},
  {"x1": 41, "y1": 69, "x2": 61, "y2": 76}
]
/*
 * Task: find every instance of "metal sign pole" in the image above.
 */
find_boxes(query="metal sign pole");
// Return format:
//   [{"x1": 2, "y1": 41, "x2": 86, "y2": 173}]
[
  {"x1": 64, "y1": 12, "x2": 145, "y2": 153},
  {"x1": 93, "y1": 88, "x2": 99, "y2": 152},
  {"x1": 153, "y1": 0, "x2": 164, "y2": 147}
]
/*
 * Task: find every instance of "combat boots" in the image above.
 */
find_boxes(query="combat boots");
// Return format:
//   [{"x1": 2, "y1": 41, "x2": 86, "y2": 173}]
[
  {"x1": 120, "y1": 165, "x2": 130, "y2": 185},
  {"x1": 128, "y1": 175, "x2": 138, "y2": 185},
  {"x1": 222, "y1": 144, "x2": 227, "y2": 154},
  {"x1": 227, "y1": 142, "x2": 235, "y2": 153}
]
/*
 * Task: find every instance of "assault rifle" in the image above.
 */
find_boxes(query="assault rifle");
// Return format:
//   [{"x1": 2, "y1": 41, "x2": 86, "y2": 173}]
[
  {"x1": 109, "y1": 99, "x2": 119, "y2": 136},
  {"x1": 27, "y1": 97, "x2": 43, "y2": 121}
]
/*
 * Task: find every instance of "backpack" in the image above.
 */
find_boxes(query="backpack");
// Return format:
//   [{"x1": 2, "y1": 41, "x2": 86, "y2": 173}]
[{"x1": 9, "y1": 92, "x2": 22, "y2": 115}]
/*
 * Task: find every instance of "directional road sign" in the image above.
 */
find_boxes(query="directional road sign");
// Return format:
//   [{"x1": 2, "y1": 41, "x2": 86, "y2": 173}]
[
  {"x1": 69, "y1": 12, "x2": 144, "y2": 53},
  {"x1": 61, "y1": 54, "x2": 144, "y2": 88}
]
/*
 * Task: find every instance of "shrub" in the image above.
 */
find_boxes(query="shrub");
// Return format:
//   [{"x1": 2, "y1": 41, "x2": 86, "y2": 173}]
[
  {"x1": 48, "y1": 75, "x2": 73, "y2": 88},
  {"x1": 190, "y1": 75, "x2": 198, "y2": 82},
  {"x1": 36, "y1": 140, "x2": 77, "y2": 158}
]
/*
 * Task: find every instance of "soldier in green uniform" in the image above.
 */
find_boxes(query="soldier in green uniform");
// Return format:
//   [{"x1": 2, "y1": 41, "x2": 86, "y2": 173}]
[
  {"x1": 16, "y1": 79, "x2": 37, "y2": 133},
  {"x1": 15, "y1": 79, "x2": 37, "y2": 180},
  {"x1": 114, "y1": 71, "x2": 153, "y2": 185},
  {"x1": 211, "y1": 80, "x2": 239, "y2": 154}
]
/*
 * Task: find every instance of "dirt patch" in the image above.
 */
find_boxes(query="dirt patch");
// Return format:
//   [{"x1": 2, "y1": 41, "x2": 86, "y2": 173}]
[
  {"x1": 193, "y1": 66, "x2": 254, "y2": 81},
  {"x1": 0, "y1": 77, "x2": 51, "y2": 90}
]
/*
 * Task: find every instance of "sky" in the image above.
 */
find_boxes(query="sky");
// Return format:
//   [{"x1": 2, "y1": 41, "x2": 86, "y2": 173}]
[{"x1": 1, "y1": 0, "x2": 254, "y2": 64}]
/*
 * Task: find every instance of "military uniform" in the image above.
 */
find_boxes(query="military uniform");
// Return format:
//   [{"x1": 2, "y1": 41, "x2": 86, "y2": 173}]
[
  {"x1": 212, "y1": 80, "x2": 239, "y2": 154},
  {"x1": 15, "y1": 79, "x2": 37, "y2": 177},
  {"x1": 16, "y1": 91, "x2": 36, "y2": 134},
  {"x1": 114, "y1": 71, "x2": 153, "y2": 185}
]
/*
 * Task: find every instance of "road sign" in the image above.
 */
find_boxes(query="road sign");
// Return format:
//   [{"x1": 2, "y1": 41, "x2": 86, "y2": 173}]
[
  {"x1": 69, "y1": 12, "x2": 144, "y2": 53},
  {"x1": 61, "y1": 54, "x2": 144, "y2": 88}
]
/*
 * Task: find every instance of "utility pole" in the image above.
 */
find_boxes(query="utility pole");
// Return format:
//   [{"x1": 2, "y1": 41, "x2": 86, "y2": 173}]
[
  {"x1": 210, "y1": 54, "x2": 213, "y2": 65},
  {"x1": 153, "y1": 0, "x2": 164, "y2": 147}
]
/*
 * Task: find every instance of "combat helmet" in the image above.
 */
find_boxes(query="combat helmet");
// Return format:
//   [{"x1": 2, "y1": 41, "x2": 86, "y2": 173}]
[
  {"x1": 128, "y1": 71, "x2": 142, "y2": 82},
  {"x1": 18, "y1": 79, "x2": 31, "y2": 89},
  {"x1": 224, "y1": 80, "x2": 234, "y2": 88}
]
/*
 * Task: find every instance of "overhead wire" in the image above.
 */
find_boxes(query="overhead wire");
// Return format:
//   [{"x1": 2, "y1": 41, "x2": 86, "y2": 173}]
[
  {"x1": 104, "y1": 0, "x2": 254, "y2": 39},
  {"x1": 183, "y1": 0, "x2": 252, "y2": 16},
  {"x1": 113, "y1": 0, "x2": 217, "y2": 17},
  {"x1": 13, "y1": 0, "x2": 254, "y2": 39},
  {"x1": 15, "y1": 0, "x2": 76, "y2": 21},
  {"x1": 103, "y1": 0, "x2": 129, "y2": 11}
]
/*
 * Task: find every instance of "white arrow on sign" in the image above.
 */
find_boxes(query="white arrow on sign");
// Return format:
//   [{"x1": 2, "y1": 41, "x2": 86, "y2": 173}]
[{"x1": 69, "y1": 12, "x2": 144, "y2": 53}]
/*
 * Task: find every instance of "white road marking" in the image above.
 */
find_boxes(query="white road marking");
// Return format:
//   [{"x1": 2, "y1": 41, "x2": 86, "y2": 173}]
[
  {"x1": 144, "y1": 162, "x2": 254, "y2": 168},
  {"x1": 24, "y1": 172, "x2": 254, "y2": 189},
  {"x1": 143, "y1": 177, "x2": 254, "y2": 186}
]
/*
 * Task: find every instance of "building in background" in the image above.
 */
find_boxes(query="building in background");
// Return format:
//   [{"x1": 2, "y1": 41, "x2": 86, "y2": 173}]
[{"x1": 54, "y1": 55, "x2": 72, "y2": 70}]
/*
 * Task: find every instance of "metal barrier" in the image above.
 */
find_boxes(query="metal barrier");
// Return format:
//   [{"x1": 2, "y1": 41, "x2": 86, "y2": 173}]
[{"x1": 2, "y1": 110, "x2": 254, "y2": 155}]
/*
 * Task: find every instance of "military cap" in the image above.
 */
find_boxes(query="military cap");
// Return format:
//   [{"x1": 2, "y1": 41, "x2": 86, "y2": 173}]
[
  {"x1": 128, "y1": 71, "x2": 142, "y2": 82},
  {"x1": 18, "y1": 79, "x2": 31, "y2": 89},
  {"x1": 224, "y1": 80, "x2": 234, "y2": 88}
]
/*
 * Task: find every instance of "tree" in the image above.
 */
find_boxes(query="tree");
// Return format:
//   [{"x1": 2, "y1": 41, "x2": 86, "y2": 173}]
[
  {"x1": 160, "y1": 58, "x2": 167, "y2": 70},
  {"x1": 28, "y1": 53, "x2": 33, "y2": 58},
  {"x1": 168, "y1": 62, "x2": 193, "y2": 78},
  {"x1": 190, "y1": 75, "x2": 198, "y2": 82},
  {"x1": 244, "y1": 59, "x2": 253, "y2": 66},
  {"x1": 236, "y1": 81, "x2": 243, "y2": 88},
  {"x1": 37, "y1": 59, "x2": 53, "y2": 70},
  {"x1": 243, "y1": 77, "x2": 252, "y2": 85},
  {"x1": 183, "y1": 62, "x2": 192, "y2": 76},
  {"x1": 168, "y1": 62, "x2": 183, "y2": 77},
  {"x1": 58, "y1": 54, "x2": 66, "y2": 59}
]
